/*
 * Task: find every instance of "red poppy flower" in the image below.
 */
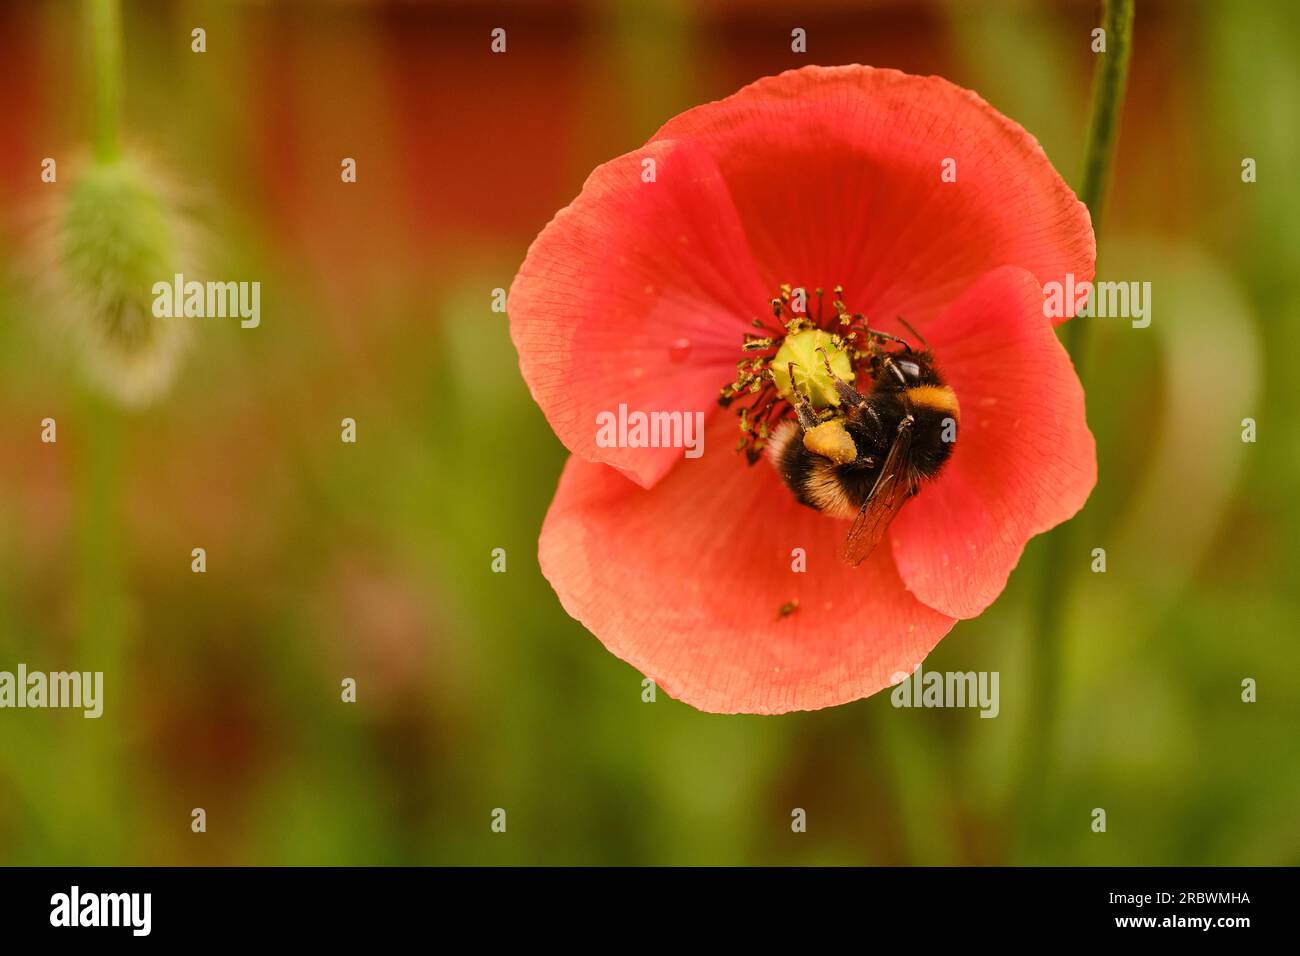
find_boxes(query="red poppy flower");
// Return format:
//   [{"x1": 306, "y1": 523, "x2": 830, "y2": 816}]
[{"x1": 510, "y1": 65, "x2": 1096, "y2": 714}]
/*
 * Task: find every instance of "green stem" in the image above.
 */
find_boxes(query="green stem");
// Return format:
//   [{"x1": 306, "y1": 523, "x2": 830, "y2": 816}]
[
  {"x1": 90, "y1": 0, "x2": 123, "y2": 163},
  {"x1": 75, "y1": 394, "x2": 126, "y2": 667},
  {"x1": 1014, "y1": 0, "x2": 1134, "y2": 862},
  {"x1": 1064, "y1": 0, "x2": 1135, "y2": 364},
  {"x1": 73, "y1": 391, "x2": 129, "y2": 862}
]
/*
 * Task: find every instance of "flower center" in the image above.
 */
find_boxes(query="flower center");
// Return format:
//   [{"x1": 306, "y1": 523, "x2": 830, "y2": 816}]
[
  {"x1": 719, "y1": 284, "x2": 881, "y2": 462},
  {"x1": 771, "y1": 329, "x2": 855, "y2": 409}
]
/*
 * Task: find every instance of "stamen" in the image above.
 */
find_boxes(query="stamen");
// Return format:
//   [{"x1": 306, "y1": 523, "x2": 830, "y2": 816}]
[{"x1": 720, "y1": 283, "x2": 915, "y2": 462}]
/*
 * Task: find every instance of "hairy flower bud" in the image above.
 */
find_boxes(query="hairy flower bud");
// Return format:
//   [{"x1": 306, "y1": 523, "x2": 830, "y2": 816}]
[{"x1": 36, "y1": 152, "x2": 197, "y2": 407}]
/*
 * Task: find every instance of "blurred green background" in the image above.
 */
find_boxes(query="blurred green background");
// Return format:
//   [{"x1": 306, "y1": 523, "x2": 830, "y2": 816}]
[{"x1": 1, "y1": 0, "x2": 1297, "y2": 865}]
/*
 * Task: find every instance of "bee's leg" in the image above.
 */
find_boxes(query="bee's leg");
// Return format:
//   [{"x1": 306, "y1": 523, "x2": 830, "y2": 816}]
[
  {"x1": 881, "y1": 356, "x2": 909, "y2": 389},
  {"x1": 815, "y1": 348, "x2": 866, "y2": 408},
  {"x1": 786, "y1": 362, "x2": 819, "y2": 432}
]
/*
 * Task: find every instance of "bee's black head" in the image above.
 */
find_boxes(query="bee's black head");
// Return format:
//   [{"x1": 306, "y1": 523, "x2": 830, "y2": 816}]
[{"x1": 876, "y1": 348, "x2": 941, "y2": 391}]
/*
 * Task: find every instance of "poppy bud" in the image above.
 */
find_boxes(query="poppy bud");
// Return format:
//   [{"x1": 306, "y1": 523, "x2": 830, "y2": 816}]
[{"x1": 38, "y1": 151, "x2": 197, "y2": 407}]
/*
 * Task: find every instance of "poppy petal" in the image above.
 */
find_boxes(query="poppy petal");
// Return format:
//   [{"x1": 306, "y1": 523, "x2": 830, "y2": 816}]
[
  {"x1": 651, "y1": 64, "x2": 1095, "y2": 328},
  {"x1": 889, "y1": 266, "x2": 1097, "y2": 619},
  {"x1": 539, "y1": 413, "x2": 957, "y2": 714},
  {"x1": 509, "y1": 138, "x2": 769, "y2": 490}
]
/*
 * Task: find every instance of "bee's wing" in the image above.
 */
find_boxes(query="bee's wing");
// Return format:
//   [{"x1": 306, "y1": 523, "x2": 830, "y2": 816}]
[{"x1": 840, "y1": 420, "x2": 916, "y2": 568}]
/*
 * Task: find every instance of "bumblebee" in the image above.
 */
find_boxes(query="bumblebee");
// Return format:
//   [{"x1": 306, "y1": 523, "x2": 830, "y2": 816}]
[{"x1": 767, "y1": 331, "x2": 959, "y2": 566}]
